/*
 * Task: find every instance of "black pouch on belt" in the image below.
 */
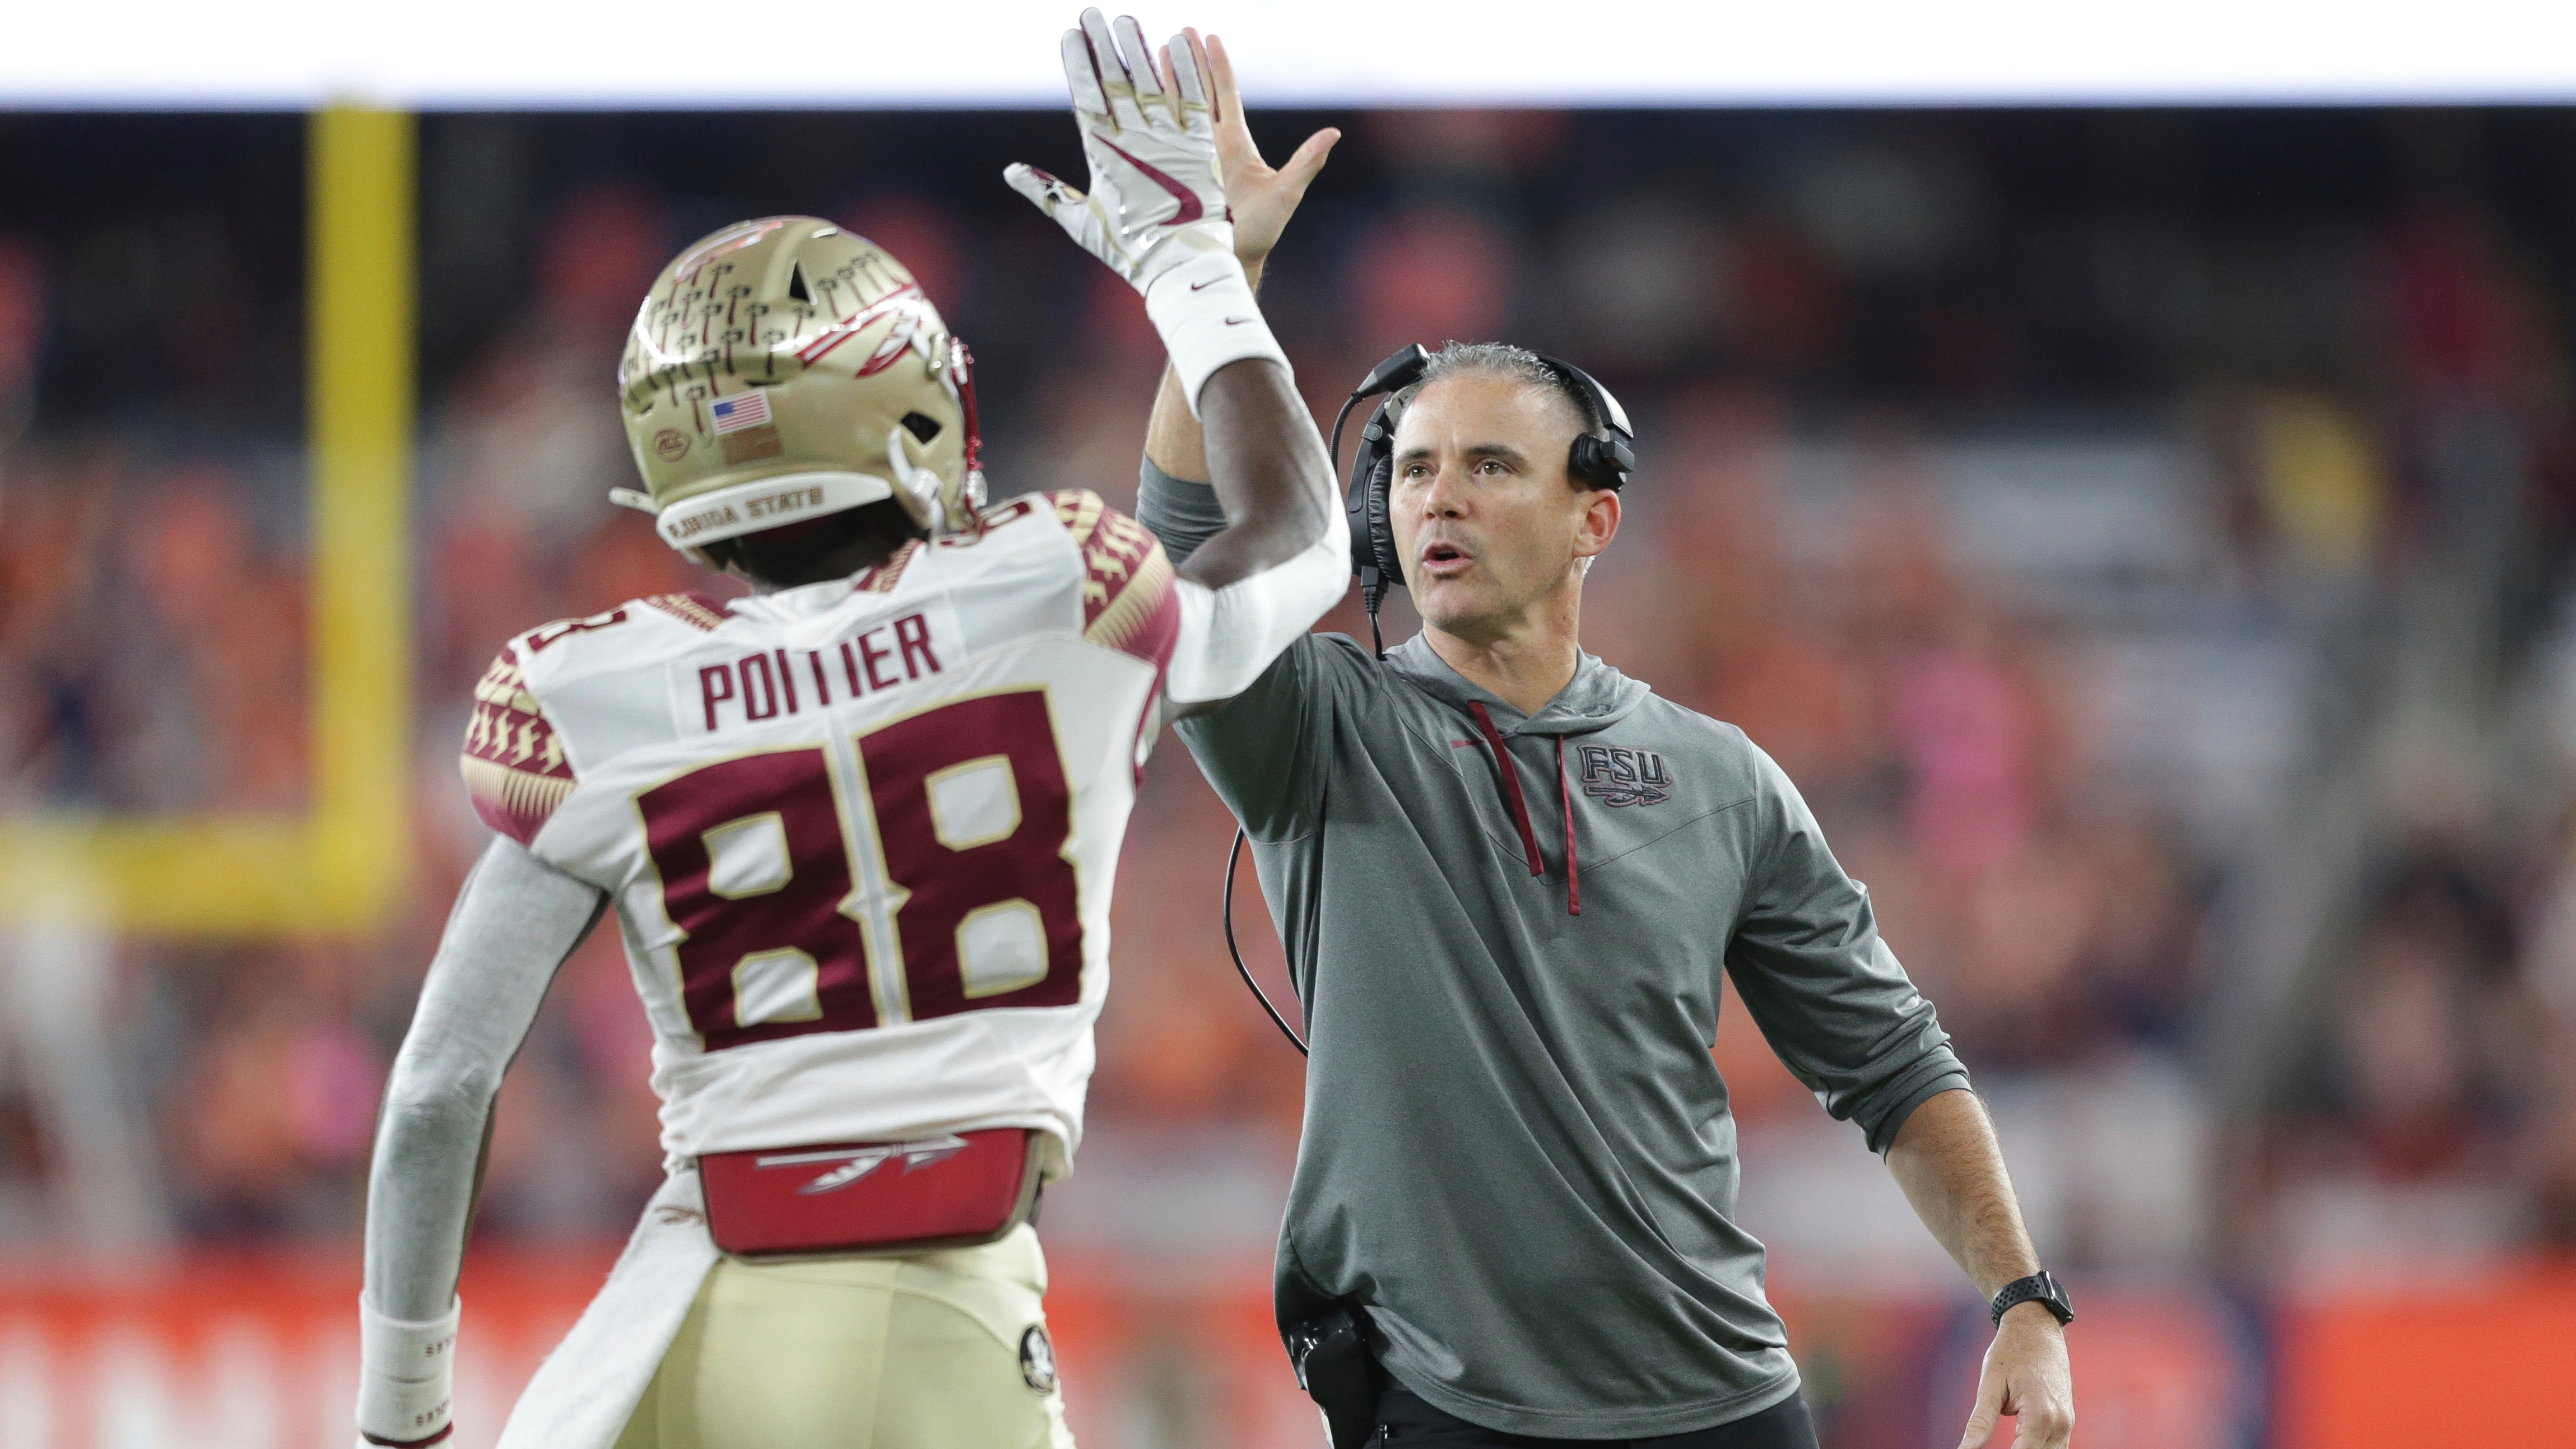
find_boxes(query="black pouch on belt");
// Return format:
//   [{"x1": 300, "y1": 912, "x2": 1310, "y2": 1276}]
[{"x1": 1285, "y1": 1306, "x2": 1378, "y2": 1449}]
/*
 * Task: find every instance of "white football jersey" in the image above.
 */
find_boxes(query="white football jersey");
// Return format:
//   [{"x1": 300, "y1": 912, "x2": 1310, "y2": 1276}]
[{"x1": 461, "y1": 491, "x2": 1184, "y2": 1178}]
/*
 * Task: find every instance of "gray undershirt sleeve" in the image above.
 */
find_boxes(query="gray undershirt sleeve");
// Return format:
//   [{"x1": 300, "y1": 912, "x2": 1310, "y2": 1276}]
[
  {"x1": 363, "y1": 836, "x2": 606, "y2": 1320},
  {"x1": 1133, "y1": 454, "x2": 1230, "y2": 569}
]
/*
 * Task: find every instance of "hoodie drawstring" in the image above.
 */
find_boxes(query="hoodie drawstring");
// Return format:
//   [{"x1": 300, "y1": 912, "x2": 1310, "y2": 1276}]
[
  {"x1": 1468, "y1": 702, "x2": 1543, "y2": 879},
  {"x1": 1466, "y1": 701, "x2": 1582, "y2": 916},
  {"x1": 1555, "y1": 734, "x2": 1582, "y2": 916}
]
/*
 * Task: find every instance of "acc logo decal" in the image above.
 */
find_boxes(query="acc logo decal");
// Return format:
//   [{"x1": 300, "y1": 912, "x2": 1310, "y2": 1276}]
[
  {"x1": 653, "y1": 427, "x2": 691, "y2": 461},
  {"x1": 1576, "y1": 744, "x2": 1673, "y2": 807},
  {"x1": 1020, "y1": 1325, "x2": 1059, "y2": 1393}
]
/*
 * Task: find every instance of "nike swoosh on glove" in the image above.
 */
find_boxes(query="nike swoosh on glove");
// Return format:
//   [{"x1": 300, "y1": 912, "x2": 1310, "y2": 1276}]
[{"x1": 1005, "y1": 8, "x2": 1234, "y2": 296}]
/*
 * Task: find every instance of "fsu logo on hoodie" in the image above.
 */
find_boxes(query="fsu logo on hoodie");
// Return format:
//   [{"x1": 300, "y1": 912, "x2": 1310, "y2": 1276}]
[{"x1": 1575, "y1": 744, "x2": 1673, "y2": 807}]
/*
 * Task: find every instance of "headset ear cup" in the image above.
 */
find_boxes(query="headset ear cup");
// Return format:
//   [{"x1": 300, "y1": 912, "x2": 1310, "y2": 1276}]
[
  {"x1": 1568, "y1": 434, "x2": 1635, "y2": 491},
  {"x1": 1568, "y1": 436, "x2": 1600, "y2": 488},
  {"x1": 1345, "y1": 459, "x2": 1377, "y2": 578},
  {"x1": 1368, "y1": 455, "x2": 1406, "y2": 585},
  {"x1": 1344, "y1": 395, "x2": 1411, "y2": 587},
  {"x1": 1535, "y1": 353, "x2": 1635, "y2": 491}
]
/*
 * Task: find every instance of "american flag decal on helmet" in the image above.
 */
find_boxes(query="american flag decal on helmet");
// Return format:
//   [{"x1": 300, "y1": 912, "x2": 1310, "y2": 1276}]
[{"x1": 709, "y1": 390, "x2": 773, "y2": 435}]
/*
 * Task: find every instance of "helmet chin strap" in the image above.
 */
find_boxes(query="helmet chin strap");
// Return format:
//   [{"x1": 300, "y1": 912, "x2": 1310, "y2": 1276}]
[
  {"x1": 607, "y1": 487, "x2": 659, "y2": 516},
  {"x1": 885, "y1": 425, "x2": 954, "y2": 535},
  {"x1": 938, "y1": 337, "x2": 988, "y2": 523}
]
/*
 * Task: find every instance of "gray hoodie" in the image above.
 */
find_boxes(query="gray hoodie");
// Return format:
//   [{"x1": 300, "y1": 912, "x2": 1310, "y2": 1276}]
[{"x1": 1140, "y1": 464, "x2": 1970, "y2": 1438}]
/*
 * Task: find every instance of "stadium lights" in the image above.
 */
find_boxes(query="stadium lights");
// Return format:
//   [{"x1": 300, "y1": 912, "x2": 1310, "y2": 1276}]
[{"x1": 7, "y1": 0, "x2": 2576, "y2": 108}]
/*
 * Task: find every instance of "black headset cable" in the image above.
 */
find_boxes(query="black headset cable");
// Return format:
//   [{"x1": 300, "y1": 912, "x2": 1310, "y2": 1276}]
[
  {"x1": 1225, "y1": 827, "x2": 1308, "y2": 1055},
  {"x1": 1222, "y1": 378, "x2": 1399, "y2": 1057}
]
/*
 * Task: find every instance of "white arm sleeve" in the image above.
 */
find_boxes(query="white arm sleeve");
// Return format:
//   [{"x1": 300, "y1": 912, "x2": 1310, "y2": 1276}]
[
  {"x1": 1164, "y1": 504, "x2": 1351, "y2": 708},
  {"x1": 357, "y1": 836, "x2": 603, "y2": 1443}
]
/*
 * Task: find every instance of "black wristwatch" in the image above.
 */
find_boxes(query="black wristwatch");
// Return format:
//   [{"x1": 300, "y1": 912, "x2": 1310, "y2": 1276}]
[{"x1": 1989, "y1": 1270, "x2": 2073, "y2": 1327}]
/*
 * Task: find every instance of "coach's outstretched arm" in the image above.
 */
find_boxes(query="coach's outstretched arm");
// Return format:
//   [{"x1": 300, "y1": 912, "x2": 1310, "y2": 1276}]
[{"x1": 1008, "y1": 12, "x2": 1346, "y2": 711}]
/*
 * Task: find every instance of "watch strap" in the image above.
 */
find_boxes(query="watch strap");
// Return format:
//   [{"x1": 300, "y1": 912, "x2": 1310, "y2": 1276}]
[{"x1": 1989, "y1": 1270, "x2": 2073, "y2": 1327}]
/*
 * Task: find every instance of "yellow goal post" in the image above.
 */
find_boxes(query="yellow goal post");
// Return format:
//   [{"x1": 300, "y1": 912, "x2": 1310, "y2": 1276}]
[{"x1": 0, "y1": 108, "x2": 413, "y2": 935}]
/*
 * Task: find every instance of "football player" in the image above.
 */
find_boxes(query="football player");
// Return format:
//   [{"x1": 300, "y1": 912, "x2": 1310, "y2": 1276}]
[{"x1": 354, "y1": 15, "x2": 1345, "y2": 1449}]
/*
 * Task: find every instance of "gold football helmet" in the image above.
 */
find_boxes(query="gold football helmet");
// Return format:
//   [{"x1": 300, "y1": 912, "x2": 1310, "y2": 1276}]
[{"x1": 613, "y1": 216, "x2": 984, "y2": 553}]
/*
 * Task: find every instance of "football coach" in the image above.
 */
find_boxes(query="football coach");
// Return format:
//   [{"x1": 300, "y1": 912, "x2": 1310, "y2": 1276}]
[{"x1": 1123, "y1": 27, "x2": 2076, "y2": 1449}]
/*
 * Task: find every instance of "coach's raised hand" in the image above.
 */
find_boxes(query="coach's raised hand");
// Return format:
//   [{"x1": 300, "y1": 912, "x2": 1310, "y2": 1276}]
[{"x1": 1197, "y1": 31, "x2": 1338, "y2": 274}]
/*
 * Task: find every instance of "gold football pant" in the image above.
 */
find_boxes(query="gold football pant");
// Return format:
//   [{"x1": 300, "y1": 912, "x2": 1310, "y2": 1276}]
[{"x1": 613, "y1": 1225, "x2": 1077, "y2": 1449}]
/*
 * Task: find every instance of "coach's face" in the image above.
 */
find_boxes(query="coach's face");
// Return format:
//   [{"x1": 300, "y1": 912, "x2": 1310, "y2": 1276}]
[{"x1": 1389, "y1": 372, "x2": 1621, "y2": 642}]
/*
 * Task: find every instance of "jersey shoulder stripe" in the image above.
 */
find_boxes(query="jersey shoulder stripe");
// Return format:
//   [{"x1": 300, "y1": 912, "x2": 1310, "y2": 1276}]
[
  {"x1": 1045, "y1": 489, "x2": 1178, "y2": 670},
  {"x1": 639, "y1": 591, "x2": 730, "y2": 630},
  {"x1": 850, "y1": 540, "x2": 922, "y2": 596},
  {"x1": 461, "y1": 645, "x2": 575, "y2": 845}
]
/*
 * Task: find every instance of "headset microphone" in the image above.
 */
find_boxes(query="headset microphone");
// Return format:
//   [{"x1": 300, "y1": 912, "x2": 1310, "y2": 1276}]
[
  {"x1": 1351, "y1": 342, "x2": 1435, "y2": 399},
  {"x1": 1329, "y1": 344, "x2": 1431, "y2": 660}
]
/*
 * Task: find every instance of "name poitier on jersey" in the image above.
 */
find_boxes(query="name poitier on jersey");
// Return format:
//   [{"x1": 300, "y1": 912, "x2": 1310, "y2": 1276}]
[{"x1": 668, "y1": 597, "x2": 967, "y2": 735}]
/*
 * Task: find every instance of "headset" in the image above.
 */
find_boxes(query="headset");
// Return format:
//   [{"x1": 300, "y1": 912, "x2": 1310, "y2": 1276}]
[
  {"x1": 1226, "y1": 344, "x2": 1641, "y2": 1055},
  {"x1": 1334, "y1": 343, "x2": 1636, "y2": 660}
]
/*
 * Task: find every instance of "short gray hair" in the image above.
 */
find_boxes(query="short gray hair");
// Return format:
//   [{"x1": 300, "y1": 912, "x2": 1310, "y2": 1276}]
[{"x1": 1394, "y1": 341, "x2": 1605, "y2": 441}]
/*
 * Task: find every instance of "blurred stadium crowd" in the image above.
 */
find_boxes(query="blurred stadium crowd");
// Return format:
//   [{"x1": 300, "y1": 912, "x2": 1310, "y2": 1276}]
[{"x1": 3, "y1": 104, "x2": 2575, "y2": 1386}]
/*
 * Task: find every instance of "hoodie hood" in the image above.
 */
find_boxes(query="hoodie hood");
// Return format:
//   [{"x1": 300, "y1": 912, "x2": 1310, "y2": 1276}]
[
  {"x1": 1385, "y1": 634, "x2": 1654, "y2": 919},
  {"x1": 1383, "y1": 633, "x2": 1652, "y2": 737}
]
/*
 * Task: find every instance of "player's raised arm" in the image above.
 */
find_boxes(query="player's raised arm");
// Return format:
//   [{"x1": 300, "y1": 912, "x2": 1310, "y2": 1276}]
[{"x1": 1007, "y1": 11, "x2": 1347, "y2": 711}]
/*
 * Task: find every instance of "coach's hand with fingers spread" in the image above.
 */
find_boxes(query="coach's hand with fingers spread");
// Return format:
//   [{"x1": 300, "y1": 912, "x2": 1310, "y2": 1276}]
[
  {"x1": 1194, "y1": 31, "x2": 1337, "y2": 271},
  {"x1": 1959, "y1": 1303, "x2": 2074, "y2": 1449}
]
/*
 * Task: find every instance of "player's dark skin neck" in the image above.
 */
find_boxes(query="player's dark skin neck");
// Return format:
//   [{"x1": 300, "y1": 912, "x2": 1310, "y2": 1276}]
[
  {"x1": 720, "y1": 512, "x2": 922, "y2": 593},
  {"x1": 748, "y1": 534, "x2": 906, "y2": 591}
]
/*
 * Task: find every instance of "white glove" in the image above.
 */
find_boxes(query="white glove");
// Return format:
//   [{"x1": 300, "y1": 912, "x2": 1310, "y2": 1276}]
[
  {"x1": 1006, "y1": 10, "x2": 1289, "y2": 413},
  {"x1": 355, "y1": 1296, "x2": 458, "y2": 1447},
  {"x1": 1006, "y1": 8, "x2": 1230, "y2": 293}
]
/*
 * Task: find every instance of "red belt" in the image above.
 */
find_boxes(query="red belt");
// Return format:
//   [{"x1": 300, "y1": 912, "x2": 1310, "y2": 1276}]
[{"x1": 699, "y1": 1127, "x2": 1042, "y2": 1259}]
